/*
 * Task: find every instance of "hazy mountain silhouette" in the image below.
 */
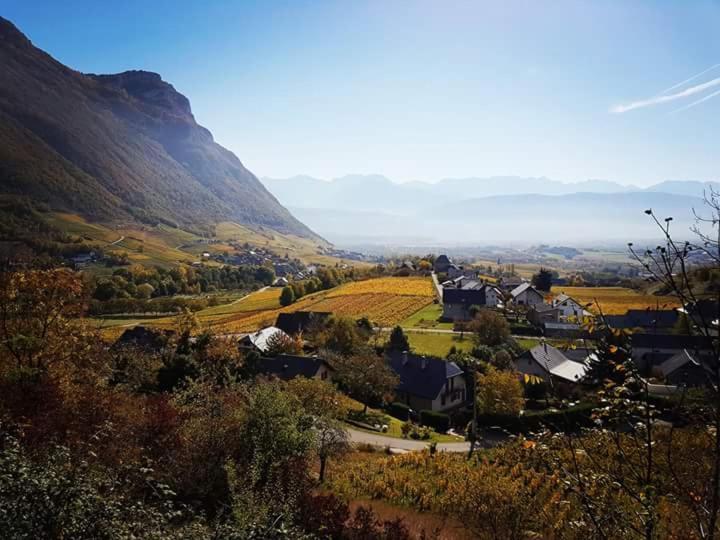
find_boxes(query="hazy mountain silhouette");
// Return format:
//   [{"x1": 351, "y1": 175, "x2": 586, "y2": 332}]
[{"x1": 264, "y1": 175, "x2": 712, "y2": 245}]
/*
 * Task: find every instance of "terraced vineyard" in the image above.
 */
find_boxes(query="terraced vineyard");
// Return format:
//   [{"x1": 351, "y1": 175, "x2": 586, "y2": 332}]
[{"x1": 551, "y1": 286, "x2": 680, "y2": 315}]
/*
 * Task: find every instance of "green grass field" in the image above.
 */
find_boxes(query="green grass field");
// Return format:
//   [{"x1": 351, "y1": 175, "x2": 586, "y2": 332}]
[
  {"x1": 401, "y1": 303, "x2": 453, "y2": 330},
  {"x1": 405, "y1": 331, "x2": 474, "y2": 357}
]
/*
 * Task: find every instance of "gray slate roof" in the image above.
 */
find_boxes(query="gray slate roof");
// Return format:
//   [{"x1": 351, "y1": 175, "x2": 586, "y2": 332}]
[
  {"x1": 259, "y1": 354, "x2": 331, "y2": 380},
  {"x1": 525, "y1": 344, "x2": 589, "y2": 382},
  {"x1": 387, "y1": 351, "x2": 463, "y2": 400}
]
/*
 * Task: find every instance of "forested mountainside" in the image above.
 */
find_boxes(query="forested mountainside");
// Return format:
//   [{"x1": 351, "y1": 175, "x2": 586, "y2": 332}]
[{"x1": 0, "y1": 17, "x2": 317, "y2": 239}]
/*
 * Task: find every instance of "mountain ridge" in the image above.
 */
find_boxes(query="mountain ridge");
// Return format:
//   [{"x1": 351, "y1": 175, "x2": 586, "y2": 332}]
[
  {"x1": 0, "y1": 17, "x2": 319, "y2": 240},
  {"x1": 263, "y1": 175, "x2": 712, "y2": 246}
]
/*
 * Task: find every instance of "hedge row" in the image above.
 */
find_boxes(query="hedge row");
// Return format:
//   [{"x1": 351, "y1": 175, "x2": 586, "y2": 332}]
[
  {"x1": 389, "y1": 402, "x2": 411, "y2": 421},
  {"x1": 477, "y1": 402, "x2": 596, "y2": 434},
  {"x1": 419, "y1": 410, "x2": 450, "y2": 433}
]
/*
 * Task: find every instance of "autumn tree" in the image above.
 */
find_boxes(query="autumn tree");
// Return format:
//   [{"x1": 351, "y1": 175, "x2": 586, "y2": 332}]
[
  {"x1": 0, "y1": 269, "x2": 104, "y2": 381},
  {"x1": 279, "y1": 285, "x2": 295, "y2": 306},
  {"x1": 475, "y1": 365, "x2": 524, "y2": 416},
  {"x1": 387, "y1": 325, "x2": 410, "y2": 351},
  {"x1": 237, "y1": 382, "x2": 315, "y2": 492},
  {"x1": 264, "y1": 330, "x2": 302, "y2": 356},
  {"x1": 531, "y1": 267, "x2": 553, "y2": 292},
  {"x1": 469, "y1": 309, "x2": 511, "y2": 347},
  {"x1": 333, "y1": 352, "x2": 399, "y2": 413},
  {"x1": 316, "y1": 316, "x2": 368, "y2": 356},
  {"x1": 284, "y1": 377, "x2": 348, "y2": 419},
  {"x1": 314, "y1": 417, "x2": 350, "y2": 483}
]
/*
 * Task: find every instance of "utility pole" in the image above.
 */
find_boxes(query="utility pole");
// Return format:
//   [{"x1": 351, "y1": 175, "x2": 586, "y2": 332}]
[{"x1": 467, "y1": 366, "x2": 478, "y2": 459}]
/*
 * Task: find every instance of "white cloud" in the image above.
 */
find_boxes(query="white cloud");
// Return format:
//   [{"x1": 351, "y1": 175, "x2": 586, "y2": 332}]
[{"x1": 611, "y1": 75, "x2": 720, "y2": 113}]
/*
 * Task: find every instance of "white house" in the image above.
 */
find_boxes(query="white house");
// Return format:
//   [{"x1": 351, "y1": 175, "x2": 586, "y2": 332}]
[
  {"x1": 483, "y1": 284, "x2": 504, "y2": 308},
  {"x1": 552, "y1": 293, "x2": 590, "y2": 321},
  {"x1": 514, "y1": 343, "x2": 589, "y2": 385},
  {"x1": 510, "y1": 283, "x2": 545, "y2": 307},
  {"x1": 239, "y1": 326, "x2": 290, "y2": 354}
]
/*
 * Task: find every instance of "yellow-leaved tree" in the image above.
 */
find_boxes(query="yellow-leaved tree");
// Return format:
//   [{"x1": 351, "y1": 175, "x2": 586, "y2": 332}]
[{"x1": 475, "y1": 365, "x2": 524, "y2": 416}]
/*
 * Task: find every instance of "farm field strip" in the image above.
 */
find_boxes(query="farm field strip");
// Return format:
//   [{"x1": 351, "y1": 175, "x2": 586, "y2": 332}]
[
  {"x1": 309, "y1": 293, "x2": 434, "y2": 327},
  {"x1": 551, "y1": 286, "x2": 680, "y2": 315},
  {"x1": 93, "y1": 278, "x2": 440, "y2": 335},
  {"x1": 326, "y1": 277, "x2": 435, "y2": 298}
]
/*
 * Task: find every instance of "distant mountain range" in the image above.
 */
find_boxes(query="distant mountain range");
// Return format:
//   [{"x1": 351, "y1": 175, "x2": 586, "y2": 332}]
[
  {"x1": 0, "y1": 17, "x2": 317, "y2": 239},
  {"x1": 262, "y1": 175, "x2": 718, "y2": 246}
]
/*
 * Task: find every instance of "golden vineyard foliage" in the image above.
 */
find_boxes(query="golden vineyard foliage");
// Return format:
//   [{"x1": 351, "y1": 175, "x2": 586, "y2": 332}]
[
  {"x1": 309, "y1": 294, "x2": 432, "y2": 327},
  {"x1": 327, "y1": 445, "x2": 572, "y2": 539},
  {"x1": 326, "y1": 277, "x2": 435, "y2": 298},
  {"x1": 230, "y1": 287, "x2": 282, "y2": 312},
  {"x1": 211, "y1": 278, "x2": 435, "y2": 332},
  {"x1": 114, "y1": 277, "x2": 436, "y2": 334},
  {"x1": 551, "y1": 286, "x2": 680, "y2": 315},
  {"x1": 327, "y1": 425, "x2": 720, "y2": 539}
]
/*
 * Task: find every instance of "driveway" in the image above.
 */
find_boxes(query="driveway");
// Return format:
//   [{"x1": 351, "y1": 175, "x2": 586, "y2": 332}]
[
  {"x1": 348, "y1": 428, "x2": 510, "y2": 453},
  {"x1": 430, "y1": 271, "x2": 443, "y2": 301}
]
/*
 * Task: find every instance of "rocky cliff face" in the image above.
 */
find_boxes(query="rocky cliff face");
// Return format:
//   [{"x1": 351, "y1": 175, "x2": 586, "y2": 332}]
[{"x1": 0, "y1": 17, "x2": 319, "y2": 239}]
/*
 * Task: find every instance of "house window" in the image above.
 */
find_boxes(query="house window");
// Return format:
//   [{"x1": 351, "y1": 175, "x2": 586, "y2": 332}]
[
  {"x1": 441, "y1": 394, "x2": 446, "y2": 406},
  {"x1": 321, "y1": 370, "x2": 328, "y2": 380}
]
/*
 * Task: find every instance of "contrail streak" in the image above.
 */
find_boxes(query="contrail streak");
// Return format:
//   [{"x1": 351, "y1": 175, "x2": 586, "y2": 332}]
[
  {"x1": 611, "y1": 76, "x2": 720, "y2": 113},
  {"x1": 670, "y1": 87, "x2": 720, "y2": 114},
  {"x1": 655, "y1": 63, "x2": 720, "y2": 96}
]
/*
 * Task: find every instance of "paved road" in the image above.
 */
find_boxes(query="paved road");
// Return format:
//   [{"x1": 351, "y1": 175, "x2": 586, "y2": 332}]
[
  {"x1": 110, "y1": 235, "x2": 125, "y2": 246},
  {"x1": 430, "y1": 271, "x2": 443, "y2": 301},
  {"x1": 348, "y1": 428, "x2": 509, "y2": 453}
]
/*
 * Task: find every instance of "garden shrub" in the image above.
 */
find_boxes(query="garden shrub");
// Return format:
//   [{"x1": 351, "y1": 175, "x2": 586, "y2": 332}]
[
  {"x1": 419, "y1": 410, "x2": 450, "y2": 433},
  {"x1": 389, "y1": 401, "x2": 410, "y2": 421}
]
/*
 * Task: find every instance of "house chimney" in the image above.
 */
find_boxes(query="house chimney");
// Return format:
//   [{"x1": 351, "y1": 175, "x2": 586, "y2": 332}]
[
  {"x1": 420, "y1": 356, "x2": 427, "y2": 370},
  {"x1": 402, "y1": 351, "x2": 408, "y2": 366},
  {"x1": 541, "y1": 338, "x2": 547, "y2": 354}
]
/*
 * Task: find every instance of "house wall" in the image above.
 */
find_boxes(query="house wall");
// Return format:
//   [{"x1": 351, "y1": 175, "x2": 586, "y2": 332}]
[
  {"x1": 431, "y1": 375, "x2": 468, "y2": 412},
  {"x1": 516, "y1": 290, "x2": 544, "y2": 306},
  {"x1": 557, "y1": 300, "x2": 584, "y2": 320},
  {"x1": 485, "y1": 288, "x2": 502, "y2": 307},
  {"x1": 666, "y1": 366, "x2": 710, "y2": 387},
  {"x1": 528, "y1": 308, "x2": 559, "y2": 326},
  {"x1": 513, "y1": 356, "x2": 550, "y2": 383},
  {"x1": 314, "y1": 364, "x2": 333, "y2": 381},
  {"x1": 397, "y1": 392, "x2": 434, "y2": 413},
  {"x1": 443, "y1": 302, "x2": 469, "y2": 321}
]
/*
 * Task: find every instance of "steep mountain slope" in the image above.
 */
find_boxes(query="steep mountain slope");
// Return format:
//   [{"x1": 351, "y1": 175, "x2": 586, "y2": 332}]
[{"x1": 0, "y1": 17, "x2": 317, "y2": 238}]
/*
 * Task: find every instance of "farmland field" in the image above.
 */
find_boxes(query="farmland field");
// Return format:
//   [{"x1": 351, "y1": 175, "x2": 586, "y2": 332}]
[
  {"x1": 98, "y1": 277, "x2": 438, "y2": 335},
  {"x1": 551, "y1": 286, "x2": 680, "y2": 315},
  {"x1": 309, "y1": 293, "x2": 433, "y2": 327},
  {"x1": 326, "y1": 277, "x2": 435, "y2": 298},
  {"x1": 215, "y1": 278, "x2": 435, "y2": 332}
]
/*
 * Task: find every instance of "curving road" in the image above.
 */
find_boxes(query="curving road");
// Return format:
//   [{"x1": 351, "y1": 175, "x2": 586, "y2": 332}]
[{"x1": 347, "y1": 428, "x2": 509, "y2": 453}]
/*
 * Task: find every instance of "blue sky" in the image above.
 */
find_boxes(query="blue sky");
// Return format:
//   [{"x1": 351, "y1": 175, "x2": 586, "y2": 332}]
[{"x1": 4, "y1": 0, "x2": 720, "y2": 185}]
